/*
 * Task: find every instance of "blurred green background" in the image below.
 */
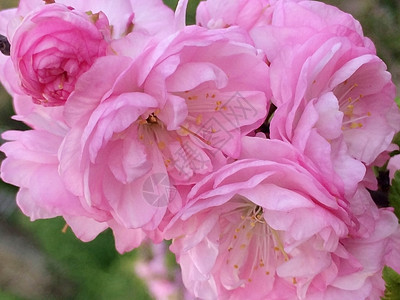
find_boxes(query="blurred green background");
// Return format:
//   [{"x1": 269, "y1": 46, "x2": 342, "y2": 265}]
[{"x1": 0, "y1": 0, "x2": 399, "y2": 299}]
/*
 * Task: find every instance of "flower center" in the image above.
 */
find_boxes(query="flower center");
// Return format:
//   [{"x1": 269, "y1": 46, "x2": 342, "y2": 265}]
[
  {"x1": 146, "y1": 113, "x2": 159, "y2": 125},
  {"x1": 220, "y1": 201, "x2": 295, "y2": 285},
  {"x1": 336, "y1": 81, "x2": 372, "y2": 130}
]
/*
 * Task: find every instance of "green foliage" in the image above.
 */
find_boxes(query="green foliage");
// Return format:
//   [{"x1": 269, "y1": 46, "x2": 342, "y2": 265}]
[
  {"x1": 383, "y1": 266, "x2": 400, "y2": 300},
  {"x1": 394, "y1": 131, "x2": 400, "y2": 148},
  {"x1": 0, "y1": 291, "x2": 23, "y2": 300},
  {"x1": 390, "y1": 131, "x2": 400, "y2": 157},
  {"x1": 163, "y1": 0, "x2": 202, "y2": 25},
  {"x1": 389, "y1": 171, "x2": 400, "y2": 221},
  {"x1": 11, "y1": 213, "x2": 151, "y2": 300},
  {"x1": 0, "y1": 0, "x2": 18, "y2": 9}
]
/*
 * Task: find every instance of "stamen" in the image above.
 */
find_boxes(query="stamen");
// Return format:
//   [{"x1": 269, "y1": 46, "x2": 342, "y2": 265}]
[
  {"x1": 342, "y1": 114, "x2": 370, "y2": 129},
  {"x1": 338, "y1": 83, "x2": 358, "y2": 103},
  {"x1": 179, "y1": 125, "x2": 211, "y2": 145},
  {"x1": 222, "y1": 203, "x2": 291, "y2": 284},
  {"x1": 271, "y1": 228, "x2": 289, "y2": 261},
  {"x1": 62, "y1": 223, "x2": 69, "y2": 233},
  {"x1": 58, "y1": 72, "x2": 67, "y2": 90},
  {"x1": 195, "y1": 114, "x2": 203, "y2": 125}
]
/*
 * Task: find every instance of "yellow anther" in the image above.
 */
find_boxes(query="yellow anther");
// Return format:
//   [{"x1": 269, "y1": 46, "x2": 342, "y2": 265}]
[
  {"x1": 164, "y1": 159, "x2": 171, "y2": 167},
  {"x1": 62, "y1": 224, "x2": 69, "y2": 233},
  {"x1": 158, "y1": 141, "x2": 166, "y2": 150},
  {"x1": 350, "y1": 122, "x2": 363, "y2": 129},
  {"x1": 196, "y1": 114, "x2": 203, "y2": 125}
]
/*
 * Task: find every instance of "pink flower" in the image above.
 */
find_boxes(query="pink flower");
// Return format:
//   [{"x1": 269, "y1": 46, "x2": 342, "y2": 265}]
[
  {"x1": 269, "y1": 36, "x2": 400, "y2": 167},
  {"x1": 237, "y1": 1, "x2": 400, "y2": 172},
  {"x1": 197, "y1": 1, "x2": 399, "y2": 185},
  {"x1": 250, "y1": 0, "x2": 374, "y2": 61},
  {"x1": 196, "y1": 0, "x2": 273, "y2": 30},
  {"x1": 0, "y1": 0, "x2": 175, "y2": 98},
  {"x1": 59, "y1": 0, "x2": 175, "y2": 39},
  {"x1": 10, "y1": 3, "x2": 110, "y2": 106},
  {"x1": 0, "y1": 104, "x2": 147, "y2": 252},
  {"x1": 10, "y1": 0, "x2": 175, "y2": 38},
  {"x1": 388, "y1": 154, "x2": 400, "y2": 180},
  {"x1": 135, "y1": 242, "x2": 193, "y2": 300},
  {"x1": 305, "y1": 188, "x2": 400, "y2": 300},
  {"x1": 166, "y1": 137, "x2": 400, "y2": 299},
  {"x1": 0, "y1": 127, "x2": 83, "y2": 220},
  {"x1": 166, "y1": 137, "x2": 357, "y2": 299},
  {"x1": 58, "y1": 26, "x2": 270, "y2": 234},
  {"x1": 196, "y1": 0, "x2": 373, "y2": 60},
  {"x1": 260, "y1": 13, "x2": 399, "y2": 198}
]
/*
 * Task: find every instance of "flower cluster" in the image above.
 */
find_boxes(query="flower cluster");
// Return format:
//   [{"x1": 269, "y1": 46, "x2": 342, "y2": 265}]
[{"x1": 0, "y1": 0, "x2": 400, "y2": 299}]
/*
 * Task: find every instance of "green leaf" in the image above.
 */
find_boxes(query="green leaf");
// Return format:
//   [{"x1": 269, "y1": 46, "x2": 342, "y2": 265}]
[
  {"x1": 162, "y1": 0, "x2": 201, "y2": 25},
  {"x1": 392, "y1": 132, "x2": 400, "y2": 149},
  {"x1": 389, "y1": 170, "x2": 400, "y2": 221},
  {"x1": 395, "y1": 97, "x2": 400, "y2": 109},
  {"x1": 383, "y1": 266, "x2": 400, "y2": 300}
]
